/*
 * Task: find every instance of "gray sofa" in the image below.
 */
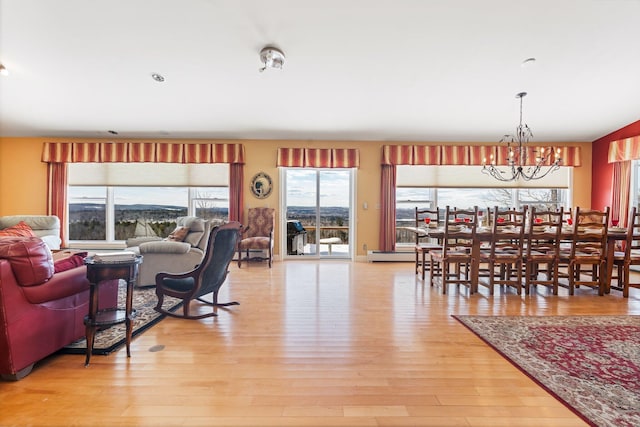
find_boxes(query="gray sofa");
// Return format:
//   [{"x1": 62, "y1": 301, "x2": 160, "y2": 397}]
[
  {"x1": 126, "y1": 216, "x2": 211, "y2": 287},
  {"x1": 0, "y1": 215, "x2": 62, "y2": 250}
]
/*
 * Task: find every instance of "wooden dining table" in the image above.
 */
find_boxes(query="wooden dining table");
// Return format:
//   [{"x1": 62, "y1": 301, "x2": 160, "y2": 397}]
[{"x1": 406, "y1": 225, "x2": 628, "y2": 293}]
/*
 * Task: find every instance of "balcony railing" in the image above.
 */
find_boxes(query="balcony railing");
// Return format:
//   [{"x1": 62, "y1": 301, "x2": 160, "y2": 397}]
[{"x1": 298, "y1": 226, "x2": 349, "y2": 245}]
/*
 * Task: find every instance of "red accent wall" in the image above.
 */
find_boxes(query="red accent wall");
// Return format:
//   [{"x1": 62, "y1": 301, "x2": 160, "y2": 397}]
[{"x1": 591, "y1": 120, "x2": 640, "y2": 210}]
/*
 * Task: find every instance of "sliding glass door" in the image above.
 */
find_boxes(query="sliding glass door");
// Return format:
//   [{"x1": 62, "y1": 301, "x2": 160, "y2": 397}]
[{"x1": 281, "y1": 168, "x2": 354, "y2": 259}]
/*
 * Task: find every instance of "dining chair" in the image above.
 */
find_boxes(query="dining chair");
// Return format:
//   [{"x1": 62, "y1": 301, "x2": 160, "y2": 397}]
[
  {"x1": 612, "y1": 207, "x2": 640, "y2": 297},
  {"x1": 478, "y1": 206, "x2": 527, "y2": 295},
  {"x1": 478, "y1": 207, "x2": 489, "y2": 228},
  {"x1": 524, "y1": 207, "x2": 564, "y2": 295},
  {"x1": 415, "y1": 207, "x2": 441, "y2": 280},
  {"x1": 563, "y1": 206, "x2": 610, "y2": 295},
  {"x1": 562, "y1": 207, "x2": 573, "y2": 224},
  {"x1": 429, "y1": 206, "x2": 478, "y2": 294}
]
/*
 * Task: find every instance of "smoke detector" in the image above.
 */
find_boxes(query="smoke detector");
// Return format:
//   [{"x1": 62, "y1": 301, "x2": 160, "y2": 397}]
[{"x1": 259, "y1": 46, "x2": 285, "y2": 72}]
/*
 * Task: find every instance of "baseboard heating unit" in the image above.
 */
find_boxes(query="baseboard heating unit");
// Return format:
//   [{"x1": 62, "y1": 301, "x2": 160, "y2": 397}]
[{"x1": 367, "y1": 250, "x2": 413, "y2": 262}]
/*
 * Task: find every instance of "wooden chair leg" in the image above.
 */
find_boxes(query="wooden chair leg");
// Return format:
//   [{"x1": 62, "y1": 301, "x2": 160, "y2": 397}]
[
  {"x1": 623, "y1": 265, "x2": 630, "y2": 298},
  {"x1": 429, "y1": 258, "x2": 438, "y2": 288}
]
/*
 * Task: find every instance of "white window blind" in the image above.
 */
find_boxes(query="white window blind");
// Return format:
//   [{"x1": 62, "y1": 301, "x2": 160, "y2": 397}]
[
  {"x1": 68, "y1": 163, "x2": 229, "y2": 186},
  {"x1": 396, "y1": 165, "x2": 570, "y2": 188}
]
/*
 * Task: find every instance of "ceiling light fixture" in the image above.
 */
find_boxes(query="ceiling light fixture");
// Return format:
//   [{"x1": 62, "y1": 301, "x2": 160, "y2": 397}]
[
  {"x1": 482, "y1": 92, "x2": 561, "y2": 181},
  {"x1": 151, "y1": 73, "x2": 165, "y2": 82},
  {"x1": 0, "y1": 64, "x2": 8, "y2": 76},
  {"x1": 259, "y1": 46, "x2": 285, "y2": 73}
]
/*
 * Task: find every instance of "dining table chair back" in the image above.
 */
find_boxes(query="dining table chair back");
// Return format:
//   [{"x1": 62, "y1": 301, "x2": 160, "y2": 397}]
[
  {"x1": 524, "y1": 207, "x2": 564, "y2": 295},
  {"x1": 613, "y1": 207, "x2": 640, "y2": 297},
  {"x1": 429, "y1": 206, "x2": 478, "y2": 294},
  {"x1": 478, "y1": 206, "x2": 527, "y2": 295},
  {"x1": 565, "y1": 206, "x2": 609, "y2": 295},
  {"x1": 414, "y1": 207, "x2": 441, "y2": 280}
]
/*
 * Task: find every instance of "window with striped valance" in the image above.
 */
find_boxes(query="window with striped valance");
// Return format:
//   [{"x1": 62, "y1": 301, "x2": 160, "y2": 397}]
[
  {"x1": 608, "y1": 136, "x2": 640, "y2": 162},
  {"x1": 381, "y1": 144, "x2": 581, "y2": 167},
  {"x1": 42, "y1": 142, "x2": 246, "y2": 244},
  {"x1": 41, "y1": 142, "x2": 245, "y2": 164},
  {"x1": 276, "y1": 148, "x2": 360, "y2": 168}
]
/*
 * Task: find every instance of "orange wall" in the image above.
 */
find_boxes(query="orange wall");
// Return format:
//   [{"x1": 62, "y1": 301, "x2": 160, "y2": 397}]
[
  {"x1": 0, "y1": 137, "x2": 592, "y2": 257},
  {"x1": 0, "y1": 137, "x2": 50, "y2": 214}
]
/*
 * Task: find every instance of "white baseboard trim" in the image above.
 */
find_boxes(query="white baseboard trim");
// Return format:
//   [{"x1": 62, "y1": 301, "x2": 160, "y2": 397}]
[{"x1": 366, "y1": 250, "x2": 413, "y2": 262}]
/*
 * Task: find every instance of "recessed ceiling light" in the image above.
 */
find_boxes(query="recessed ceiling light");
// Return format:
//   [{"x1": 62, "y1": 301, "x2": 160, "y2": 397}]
[
  {"x1": 151, "y1": 73, "x2": 165, "y2": 82},
  {"x1": 521, "y1": 57, "x2": 536, "y2": 67}
]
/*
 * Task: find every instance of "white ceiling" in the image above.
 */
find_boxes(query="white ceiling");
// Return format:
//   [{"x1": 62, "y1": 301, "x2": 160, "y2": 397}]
[{"x1": 1, "y1": 0, "x2": 639, "y2": 143}]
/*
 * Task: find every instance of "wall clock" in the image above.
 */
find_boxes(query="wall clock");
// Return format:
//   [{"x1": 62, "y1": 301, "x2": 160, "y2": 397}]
[{"x1": 250, "y1": 172, "x2": 273, "y2": 199}]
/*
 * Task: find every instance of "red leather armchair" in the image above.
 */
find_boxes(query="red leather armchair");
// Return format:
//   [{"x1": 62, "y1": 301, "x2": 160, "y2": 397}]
[{"x1": 0, "y1": 238, "x2": 117, "y2": 380}]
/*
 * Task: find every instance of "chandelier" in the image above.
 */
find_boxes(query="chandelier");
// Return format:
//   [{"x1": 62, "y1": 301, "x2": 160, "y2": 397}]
[{"x1": 482, "y1": 92, "x2": 562, "y2": 181}]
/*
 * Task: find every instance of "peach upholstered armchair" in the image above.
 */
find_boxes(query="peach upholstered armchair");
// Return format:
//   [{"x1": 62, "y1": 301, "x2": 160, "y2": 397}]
[{"x1": 237, "y1": 207, "x2": 275, "y2": 268}]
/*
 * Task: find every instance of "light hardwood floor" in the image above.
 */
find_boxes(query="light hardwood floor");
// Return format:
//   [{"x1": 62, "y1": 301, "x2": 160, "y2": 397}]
[{"x1": 1, "y1": 260, "x2": 639, "y2": 426}]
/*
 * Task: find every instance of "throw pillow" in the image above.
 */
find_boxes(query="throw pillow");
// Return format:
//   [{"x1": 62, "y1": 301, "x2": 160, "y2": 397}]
[
  {"x1": 166, "y1": 226, "x2": 190, "y2": 242},
  {"x1": 0, "y1": 237, "x2": 54, "y2": 286},
  {"x1": 0, "y1": 221, "x2": 37, "y2": 238},
  {"x1": 54, "y1": 252, "x2": 88, "y2": 273}
]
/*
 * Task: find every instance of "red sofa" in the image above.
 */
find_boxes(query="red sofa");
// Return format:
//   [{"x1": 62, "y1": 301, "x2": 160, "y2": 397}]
[{"x1": 0, "y1": 238, "x2": 118, "y2": 380}]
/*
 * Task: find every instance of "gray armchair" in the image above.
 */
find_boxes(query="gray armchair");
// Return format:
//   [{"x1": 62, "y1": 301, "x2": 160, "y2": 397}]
[
  {"x1": 127, "y1": 216, "x2": 211, "y2": 287},
  {"x1": 0, "y1": 215, "x2": 62, "y2": 250}
]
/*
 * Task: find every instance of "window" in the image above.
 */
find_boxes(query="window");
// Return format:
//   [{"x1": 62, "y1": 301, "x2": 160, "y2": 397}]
[
  {"x1": 68, "y1": 186, "x2": 107, "y2": 240},
  {"x1": 516, "y1": 188, "x2": 566, "y2": 211},
  {"x1": 633, "y1": 160, "x2": 640, "y2": 210},
  {"x1": 68, "y1": 163, "x2": 229, "y2": 244},
  {"x1": 395, "y1": 165, "x2": 571, "y2": 246}
]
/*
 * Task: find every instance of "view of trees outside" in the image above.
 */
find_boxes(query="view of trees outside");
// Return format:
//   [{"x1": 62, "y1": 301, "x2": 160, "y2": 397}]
[
  {"x1": 396, "y1": 187, "x2": 566, "y2": 244},
  {"x1": 68, "y1": 187, "x2": 228, "y2": 241},
  {"x1": 284, "y1": 169, "x2": 351, "y2": 251},
  {"x1": 69, "y1": 182, "x2": 563, "y2": 248}
]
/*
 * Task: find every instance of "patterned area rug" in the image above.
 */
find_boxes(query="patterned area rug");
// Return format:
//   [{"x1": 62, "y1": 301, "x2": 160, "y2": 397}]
[
  {"x1": 453, "y1": 315, "x2": 640, "y2": 427},
  {"x1": 61, "y1": 283, "x2": 182, "y2": 355}
]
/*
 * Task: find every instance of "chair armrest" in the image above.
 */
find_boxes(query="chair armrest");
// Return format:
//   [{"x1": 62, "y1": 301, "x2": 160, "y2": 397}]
[
  {"x1": 41, "y1": 235, "x2": 62, "y2": 250},
  {"x1": 139, "y1": 241, "x2": 191, "y2": 254},
  {"x1": 126, "y1": 236, "x2": 163, "y2": 247}
]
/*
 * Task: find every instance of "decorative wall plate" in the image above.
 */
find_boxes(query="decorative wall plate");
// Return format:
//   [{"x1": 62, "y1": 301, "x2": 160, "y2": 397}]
[{"x1": 250, "y1": 172, "x2": 273, "y2": 199}]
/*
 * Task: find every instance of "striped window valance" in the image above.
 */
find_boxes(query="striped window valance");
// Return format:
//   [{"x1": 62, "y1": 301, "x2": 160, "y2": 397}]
[
  {"x1": 276, "y1": 148, "x2": 360, "y2": 168},
  {"x1": 382, "y1": 144, "x2": 581, "y2": 167},
  {"x1": 41, "y1": 142, "x2": 245, "y2": 164},
  {"x1": 608, "y1": 136, "x2": 640, "y2": 163}
]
